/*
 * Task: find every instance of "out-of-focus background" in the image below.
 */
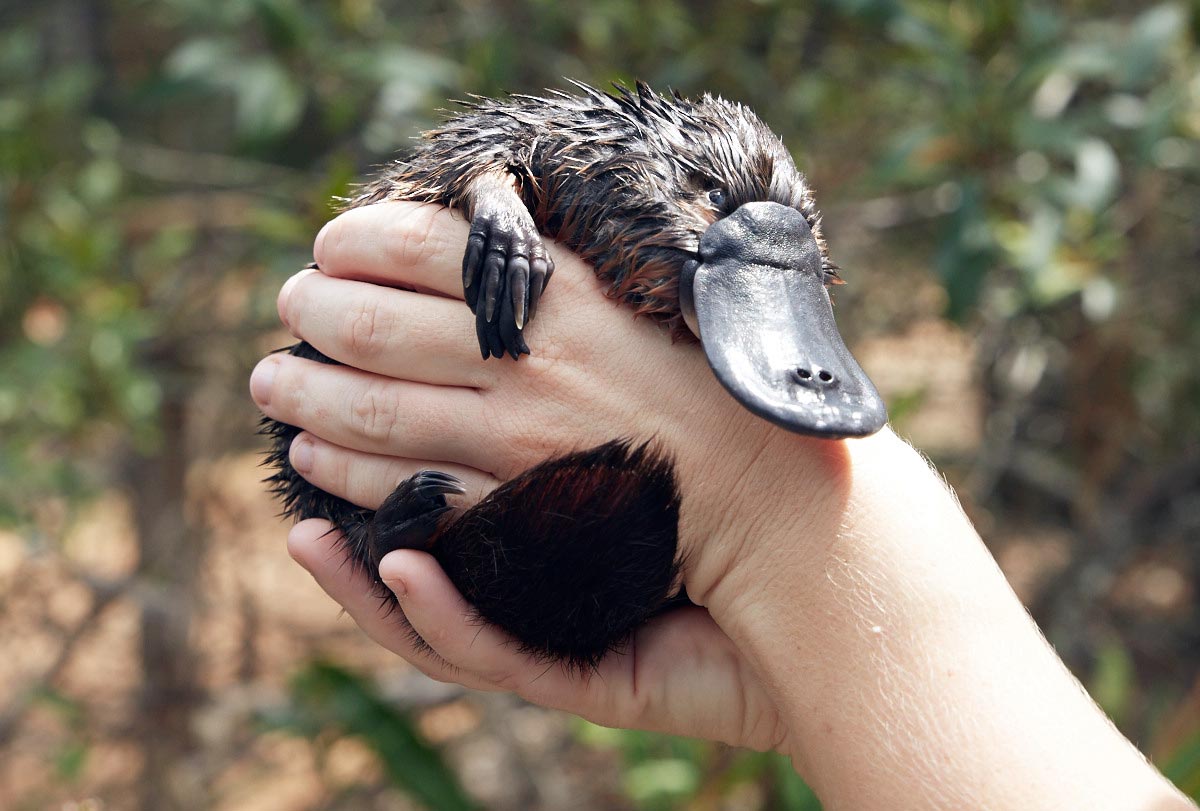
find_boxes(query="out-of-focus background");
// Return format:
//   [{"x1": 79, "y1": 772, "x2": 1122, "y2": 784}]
[{"x1": 1, "y1": 0, "x2": 1197, "y2": 808}]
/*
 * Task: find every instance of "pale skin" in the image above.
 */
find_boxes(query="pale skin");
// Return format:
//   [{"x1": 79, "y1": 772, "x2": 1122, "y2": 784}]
[{"x1": 250, "y1": 201, "x2": 1195, "y2": 811}]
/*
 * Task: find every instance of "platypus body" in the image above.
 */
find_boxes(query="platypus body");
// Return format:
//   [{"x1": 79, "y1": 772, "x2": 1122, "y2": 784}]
[{"x1": 263, "y1": 82, "x2": 886, "y2": 669}]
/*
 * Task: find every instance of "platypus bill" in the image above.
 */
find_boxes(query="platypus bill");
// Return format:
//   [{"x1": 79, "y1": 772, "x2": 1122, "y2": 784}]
[{"x1": 682, "y1": 201, "x2": 885, "y2": 438}]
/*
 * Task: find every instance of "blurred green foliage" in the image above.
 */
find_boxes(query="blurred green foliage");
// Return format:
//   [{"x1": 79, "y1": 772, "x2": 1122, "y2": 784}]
[
  {"x1": 579, "y1": 721, "x2": 823, "y2": 810},
  {"x1": 1167, "y1": 733, "x2": 1200, "y2": 800},
  {"x1": 2, "y1": 0, "x2": 1196, "y2": 524},
  {"x1": 273, "y1": 661, "x2": 477, "y2": 811},
  {"x1": 1, "y1": 0, "x2": 1197, "y2": 808}
]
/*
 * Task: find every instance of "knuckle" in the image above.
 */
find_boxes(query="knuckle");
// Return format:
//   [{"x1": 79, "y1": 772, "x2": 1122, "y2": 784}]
[
  {"x1": 487, "y1": 669, "x2": 524, "y2": 694},
  {"x1": 421, "y1": 624, "x2": 451, "y2": 651},
  {"x1": 274, "y1": 359, "x2": 313, "y2": 421},
  {"x1": 349, "y1": 380, "x2": 400, "y2": 443},
  {"x1": 341, "y1": 297, "x2": 387, "y2": 358},
  {"x1": 385, "y1": 204, "x2": 443, "y2": 270}
]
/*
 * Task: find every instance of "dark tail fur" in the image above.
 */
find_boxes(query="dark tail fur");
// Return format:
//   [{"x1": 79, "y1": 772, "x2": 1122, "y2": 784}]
[{"x1": 389, "y1": 439, "x2": 681, "y2": 670}]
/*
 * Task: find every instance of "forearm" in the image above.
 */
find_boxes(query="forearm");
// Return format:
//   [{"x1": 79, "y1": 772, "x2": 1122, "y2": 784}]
[{"x1": 700, "y1": 429, "x2": 1186, "y2": 810}]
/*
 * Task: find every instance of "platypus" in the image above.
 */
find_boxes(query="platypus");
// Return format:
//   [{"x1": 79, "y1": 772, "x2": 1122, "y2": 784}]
[{"x1": 263, "y1": 82, "x2": 886, "y2": 669}]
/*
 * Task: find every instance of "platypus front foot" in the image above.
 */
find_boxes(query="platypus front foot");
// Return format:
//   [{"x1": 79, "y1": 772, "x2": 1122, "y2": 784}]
[{"x1": 462, "y1": 202, "x2": 554, "y2": 360}]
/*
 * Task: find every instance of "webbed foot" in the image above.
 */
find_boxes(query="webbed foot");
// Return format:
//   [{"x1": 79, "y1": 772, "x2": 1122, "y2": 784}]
[{"x1": 462, "y1": 204, "x2": 554, "y2": 360}]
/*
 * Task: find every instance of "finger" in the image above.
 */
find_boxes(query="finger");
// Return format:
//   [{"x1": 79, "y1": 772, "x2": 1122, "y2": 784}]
[
  {"x1": 279, "y1": 270, "x2": 493, "y2": 388},
  {"x1": 379, "y1": 549, "x2": 541, "y2": 685},
  {"x1": 297, "y1": 521, "x2": 773, "y2": 746},
  {"x1": 287, "y1": 519, "x2": 499, "y2": 691},
  {"x1": 314, "y1": 202, "x2": 470, "y2": 298},
  {"x1": 287, "y1": 432, "x2": 499, "y2": 511},
  {"x1": 377, "y1": 548, "x2": 663, "y2": 720},
  {"x1": 251, "y1": 353, "x2": 492, "y2": 472},
  {"x1": 313, "y1": 201, "x2": 594, "y2": 313}
]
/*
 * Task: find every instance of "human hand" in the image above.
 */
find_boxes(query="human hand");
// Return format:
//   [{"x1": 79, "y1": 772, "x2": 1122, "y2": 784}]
[{"x1": 252, "y1": 200, "x2": 822, "y2": 750}]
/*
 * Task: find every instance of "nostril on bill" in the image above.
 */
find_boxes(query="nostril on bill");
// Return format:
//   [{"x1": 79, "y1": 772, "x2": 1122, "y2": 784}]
[{"x1": 792, "y1": 367, "x2": 837, "y2": 387}]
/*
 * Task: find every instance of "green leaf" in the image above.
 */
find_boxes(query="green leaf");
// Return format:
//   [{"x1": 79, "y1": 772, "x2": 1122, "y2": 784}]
[
  {"x1": 1162, "y1": 732, "x2": 1200, "y2": 801},
  {"x1": 885, "y1": 386, "x2": 929, "y2": 427},
  {"x1": 871, "y1": 123, "x2": 947, "y2": 186},
  {"x1": 55, "y1": 740, "x2": 89, "y2": 781},
  {"x1": 772, "y1": 753, "x2": 823, "y2": 810},
  {"x1": 935, "y1": 178, "x2": 997, "y2": 322},
  {"x1": 165, "y1": 38, "x2": 235, "y2": 80},
  {"x1": 231, "y1": 57, "x2": 306, "y2": 139},
  {"x1": 285, "y1": 661, "x2": 477, "y2": 811},
  {"x1": 165, "y1": 39, "x2": 305, "y2": 139},
  {"x1": 622, "y1": 758, "x2": 699, "y2": 807},
  {"x1": 1122, "y1": 4, "x2": 1187, "y2": 87},
  {"x1": 251, "y1": 0, "x2": 309, "y2": 53},
  {"x1": 1089, "y1": 639, "x2": 1136, "y2": 727}
]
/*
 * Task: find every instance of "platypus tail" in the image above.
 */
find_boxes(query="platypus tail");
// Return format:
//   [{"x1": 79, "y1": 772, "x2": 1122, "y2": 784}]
[{"x1": 372, "y1": 439, "x2": 682, "y2": 671}]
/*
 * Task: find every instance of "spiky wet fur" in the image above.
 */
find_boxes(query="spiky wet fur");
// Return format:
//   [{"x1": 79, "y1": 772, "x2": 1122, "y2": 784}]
[
  {"x1": 261, "y1": 338, "x2": 376, "y2": 569},
  {"x1": 352, "y1": 80, "x2": 836, "y2": 338},
  {"x1": 264, "y1": 82, "x2": 833, "y2": 668}
]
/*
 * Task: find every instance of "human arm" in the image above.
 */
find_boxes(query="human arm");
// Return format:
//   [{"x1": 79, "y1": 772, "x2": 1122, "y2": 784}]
[{"x1": 251, "y1": 201, "x2": 1195, "y2": 810}]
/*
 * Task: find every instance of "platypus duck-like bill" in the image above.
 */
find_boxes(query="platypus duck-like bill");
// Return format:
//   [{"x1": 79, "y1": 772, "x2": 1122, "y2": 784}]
[{"x1": 680, "y1": 201, "x2": 887, "y2": 439}]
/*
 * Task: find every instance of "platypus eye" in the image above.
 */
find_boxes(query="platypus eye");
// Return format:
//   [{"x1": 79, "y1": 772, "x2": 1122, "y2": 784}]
[{"x1": 707, "y1": 188, "x2": 727, "y2": 208}]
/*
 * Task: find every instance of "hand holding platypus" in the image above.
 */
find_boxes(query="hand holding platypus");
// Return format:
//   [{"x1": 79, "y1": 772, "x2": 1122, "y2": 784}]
[{"x1": 259, "y1": 83, "x2": 886, "y2": 668}]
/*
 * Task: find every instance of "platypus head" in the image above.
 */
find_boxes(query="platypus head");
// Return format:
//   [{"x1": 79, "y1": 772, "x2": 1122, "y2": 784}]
[
  {"x1": 650, "y1": 90, "x2": 886, "y2": 438},
  {"x1": 563, "y1": 83, "x2": 887, "y2": 438}
]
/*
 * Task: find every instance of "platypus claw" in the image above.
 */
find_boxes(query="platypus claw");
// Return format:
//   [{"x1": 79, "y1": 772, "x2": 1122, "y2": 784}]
[
  {"x1": 462, "y1": 206, "x2": 552, "y2": 360},
  {"x1": 368, "y1": 470, "x2": 465, "y2": 563}
]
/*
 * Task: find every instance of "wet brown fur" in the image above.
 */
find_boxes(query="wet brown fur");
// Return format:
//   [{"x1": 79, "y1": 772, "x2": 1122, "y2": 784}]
[{"x1": 351, "y1": 80, "x2": 836, "y2": 337}]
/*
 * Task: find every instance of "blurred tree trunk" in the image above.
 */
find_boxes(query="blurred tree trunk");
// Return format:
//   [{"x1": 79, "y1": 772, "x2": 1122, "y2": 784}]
[{"x1": 124, "y1": 396, "x2": 207, "y2": 811}]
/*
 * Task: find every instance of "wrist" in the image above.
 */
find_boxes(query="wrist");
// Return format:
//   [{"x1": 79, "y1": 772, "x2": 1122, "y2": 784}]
[
  {"x1": 673, "y1": 411, "x2": 856, "y2": 612},
  {"x1": 683, "y1": 429, "x2": 1182, "y2": 809}
]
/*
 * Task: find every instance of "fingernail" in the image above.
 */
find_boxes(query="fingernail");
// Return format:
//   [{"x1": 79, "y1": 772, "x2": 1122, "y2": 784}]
[
  {"x1": 384, "y1": 577, "x2": 408, "y2": 599},
  {"x1": 313, "y1": 220, "x2": 333, "y2": 265},
  {"x1": 249, "y1": 357, "x2": 279, "y2": 407},
  {"x1": 278, "y1": 267, "x2": 317, "y2": 328},
  {"x1": 290, "y1": 434, "x2": 313, "y2": 473}
]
